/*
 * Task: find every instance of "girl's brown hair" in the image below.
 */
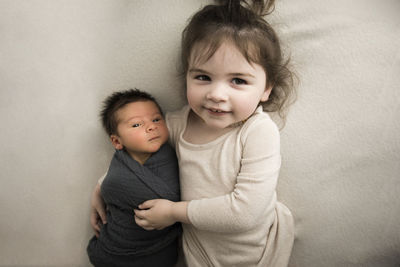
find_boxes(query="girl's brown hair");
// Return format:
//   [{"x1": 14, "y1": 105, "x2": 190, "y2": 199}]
[{"x1": 181, "y1": 0, "x2": 296, "y2": 121}]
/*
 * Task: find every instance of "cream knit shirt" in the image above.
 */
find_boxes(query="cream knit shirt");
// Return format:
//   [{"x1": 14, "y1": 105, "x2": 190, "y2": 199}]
[{"x1": 167, "y1": 106, "x2": 294, "y2": 267}]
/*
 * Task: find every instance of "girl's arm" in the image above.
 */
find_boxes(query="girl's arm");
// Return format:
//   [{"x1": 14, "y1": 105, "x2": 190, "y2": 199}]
[
  {"x1": 186, "y1": 118, "x2": 281, "y2": 233},
  {"x1": 134, "y1": 110, "x2": 189, "y2": 230},
  {"x1": 134, "y1": 200, "x2": 190, "y2": 230},
  {"x1": 90, "y1": 175, "x2": 108, "y2": 237},
  {"x1": 135, "y1": 117, "x2": 280, "y2": 233}
]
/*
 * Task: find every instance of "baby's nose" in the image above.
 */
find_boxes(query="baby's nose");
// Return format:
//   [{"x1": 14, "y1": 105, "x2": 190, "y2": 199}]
[{"x1": 146, "y1": 122, "x2": 157, "y2": 132}]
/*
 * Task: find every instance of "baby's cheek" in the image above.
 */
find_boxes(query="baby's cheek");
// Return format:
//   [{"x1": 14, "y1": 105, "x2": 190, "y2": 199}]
[{"x1": 161, "y1": 127, "x2": 169, "y2": 142}]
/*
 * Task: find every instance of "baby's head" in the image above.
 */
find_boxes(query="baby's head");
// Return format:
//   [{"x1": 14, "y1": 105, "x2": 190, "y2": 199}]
[
  {"x1": 181, "y1": 0, "x2": 295, "y2": 119},
  {"x1": 100, "y1": 89, "x2": 168, "y2": 164}
]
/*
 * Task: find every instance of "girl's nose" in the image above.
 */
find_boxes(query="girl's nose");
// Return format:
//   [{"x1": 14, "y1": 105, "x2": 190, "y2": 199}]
[{"x1": 206, "y1": 83, "x2": 228, "y2": 102}]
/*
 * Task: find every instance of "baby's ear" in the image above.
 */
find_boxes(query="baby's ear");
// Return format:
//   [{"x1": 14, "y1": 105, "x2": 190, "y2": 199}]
[
  {"x1": 261, "y1": 84, "x2": 273, "y2": 102},
  {"x1": 110, "y1": 135, "x2": 123, "y2": 150}
]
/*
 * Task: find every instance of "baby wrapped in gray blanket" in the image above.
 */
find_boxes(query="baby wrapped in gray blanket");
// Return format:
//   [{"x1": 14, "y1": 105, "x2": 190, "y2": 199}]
[{"x1": 87, "y1": 143, "x2": 181, "y2": 267}]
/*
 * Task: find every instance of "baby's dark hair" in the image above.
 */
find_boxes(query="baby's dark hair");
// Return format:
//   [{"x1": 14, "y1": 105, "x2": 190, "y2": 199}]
[
  {"x1": 181, "y1": 0, "x2": 296, "y2": 120},
  {"x1": 100, "y1": 89, "x2": 163, "y2": 136}
]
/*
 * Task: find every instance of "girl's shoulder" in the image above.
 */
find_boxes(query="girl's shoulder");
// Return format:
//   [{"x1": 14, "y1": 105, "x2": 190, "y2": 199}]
[
  {"x1": 166, "y1": 105, "x2": 191, "y2": 144},
  {"x1": 242, "y1": 106, "x2": 279, "y2": 134},
  {"x1": 166, "y1": 105, "x2": 190, "y2": 121},
  {"x1": 239, "y1": 106, "x2": 280, "y2": 147},
  {"x1": 166, "y1": 105, "x2": 190, "y2": 130}
]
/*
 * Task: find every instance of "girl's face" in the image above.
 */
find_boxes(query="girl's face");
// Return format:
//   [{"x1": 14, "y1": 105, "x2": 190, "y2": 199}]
[{"x1": 186, "y1": 42, "x2": 272, "y2": 130}]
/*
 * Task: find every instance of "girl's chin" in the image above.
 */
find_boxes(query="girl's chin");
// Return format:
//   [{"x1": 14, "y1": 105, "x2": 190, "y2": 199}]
[
  {"x1": 203, "y1": 120, "x2": 234, "y2": 130},
  {"x1": 194, "y1": 111, "x2": 242, "y2": 129}
]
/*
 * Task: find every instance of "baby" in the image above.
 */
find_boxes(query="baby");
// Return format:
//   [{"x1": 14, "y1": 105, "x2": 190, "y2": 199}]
[{"x1": 87, "y1": 89, "x2": 180, "y2": 267}]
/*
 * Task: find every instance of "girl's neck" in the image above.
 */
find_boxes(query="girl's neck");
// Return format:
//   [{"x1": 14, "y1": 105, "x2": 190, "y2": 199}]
[{"x1": 183, "y1": 110, "x2": 234, "y2": 144}]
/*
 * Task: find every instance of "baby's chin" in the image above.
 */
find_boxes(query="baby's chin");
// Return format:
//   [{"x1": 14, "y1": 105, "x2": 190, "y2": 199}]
[{"x1": 149, "y1": 140, "x2": 167, "y2": 152}]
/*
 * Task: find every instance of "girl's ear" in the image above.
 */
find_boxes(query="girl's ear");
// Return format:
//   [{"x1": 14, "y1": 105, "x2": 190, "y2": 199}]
[
  {"x1": 260, "y1": 84, "x2": 273, "y2": 102},
  {"x1": 110, "y1": 135, "x2": 123, "y2": 150}
]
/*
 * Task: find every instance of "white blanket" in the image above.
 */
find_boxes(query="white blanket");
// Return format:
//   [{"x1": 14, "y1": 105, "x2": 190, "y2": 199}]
[
  {"x1": 0, "y1": 0, "x2": 399, "y2": 266},
  {"x1": 272, "y1": 0, "x2": 400, "y2": 266}
]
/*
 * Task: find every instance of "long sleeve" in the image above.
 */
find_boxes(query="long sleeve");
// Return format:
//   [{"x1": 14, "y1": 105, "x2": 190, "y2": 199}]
[
  {"x1": 98, "y1": 172, "x2": 107, "y2": 185},
  {"x1": 187, "y1": 116, "x2": 281, "y2": 233},
  {"x1": 166, "y1": 106, "x2": 189, "y2": 150},
  {"x1": 172, "y1": 107, "x2": 294, "y2": 266}
]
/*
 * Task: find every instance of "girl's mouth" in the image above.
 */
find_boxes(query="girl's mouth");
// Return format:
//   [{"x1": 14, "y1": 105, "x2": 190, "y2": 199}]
[{"x1": 206, "y1": 107, "x2": 230, "y2": 115}]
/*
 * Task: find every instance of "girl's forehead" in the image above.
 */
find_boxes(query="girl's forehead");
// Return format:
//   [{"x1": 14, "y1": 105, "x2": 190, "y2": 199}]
[{"x1": 189, "y1": 41, "x2": 260, "y2": 70}]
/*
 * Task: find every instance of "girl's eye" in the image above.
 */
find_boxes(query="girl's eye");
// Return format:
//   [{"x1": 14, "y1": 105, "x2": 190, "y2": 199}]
[
  {"x1": 153, "y1": 117, "x2": 162, "y2": 123},
  {"x1": 195, "y1": 75, "x2": 211, "y2": 81},
  {"x1": 232, "y1": 78, "x2": 247, "y2": 85},
  {"x1": 132, "y1": 123, "x2": 141, "y2": 128}
]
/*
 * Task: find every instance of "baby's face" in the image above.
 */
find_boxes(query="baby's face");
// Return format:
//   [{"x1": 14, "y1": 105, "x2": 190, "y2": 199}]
[{"x1": 112, "y1": 100, "x2": 168, "y2": 164}]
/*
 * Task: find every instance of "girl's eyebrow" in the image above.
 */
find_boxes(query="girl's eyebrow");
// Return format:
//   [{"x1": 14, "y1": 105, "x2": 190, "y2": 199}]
[
  {"x1": 229, "y1": 72, "x2": 255, "y2": 78},
  {"x1": 188, "y1": 68, "x2": 210, "y2": 74},
  {"x1": 189, "y1": 68, "x2": 255, "y2": 78}
]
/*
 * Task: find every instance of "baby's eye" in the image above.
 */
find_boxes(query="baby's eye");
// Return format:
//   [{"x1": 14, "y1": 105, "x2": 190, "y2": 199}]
[
  {"x1": 153, "y1": 117, "x2": 162, "y2": 123},
  {"x1": 195, "y1": 75, "x2": 211, "y2": 81},
  {"x1": 232, "y1": 78, "x2": 247, "y2": 85},
  {"x1": 132, "y1": 123, "x2": 141, "y2": 128}
]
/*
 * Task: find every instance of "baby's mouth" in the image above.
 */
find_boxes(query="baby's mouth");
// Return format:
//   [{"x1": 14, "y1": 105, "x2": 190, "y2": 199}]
[{"x1": 148, "y1": 136, "x2": 160, "y2": 142}]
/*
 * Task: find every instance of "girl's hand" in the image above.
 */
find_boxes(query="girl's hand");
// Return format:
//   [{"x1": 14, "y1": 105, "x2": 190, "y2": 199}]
[
  {"x1": 134, "y1": 199, "x2": 176, "y2": 231},
  {"x1": 90, "y1": 183, "x2": 107, "y2": 237}
]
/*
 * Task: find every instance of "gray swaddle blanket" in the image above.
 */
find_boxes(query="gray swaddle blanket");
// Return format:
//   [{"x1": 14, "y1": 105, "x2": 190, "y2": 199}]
[{"x1": 88, "y1": 143, "x2": 180, "y2": 259}]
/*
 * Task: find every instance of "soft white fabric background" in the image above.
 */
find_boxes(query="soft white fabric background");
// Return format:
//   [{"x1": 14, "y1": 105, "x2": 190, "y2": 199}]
[{"x1": 0, "y1": 0, "x2": 399, "y2": 266}]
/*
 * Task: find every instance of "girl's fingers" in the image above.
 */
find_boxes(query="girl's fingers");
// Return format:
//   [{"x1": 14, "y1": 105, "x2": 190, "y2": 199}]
[
  {"x1": 134, "y1": 214, "x2": 149, "y2": 225},
  {"x1": 90, "y1": 210, "x2": 103, "y2": 235},
  {"x1": 138, "y1": 199, "x2": 156, "y2": 209},
  {"x1": 134, "y1": 215, "x2": 154, "y2": 231},
  {"x1": 134, "y1": 215, "x2": 143, "y2": 225},
  {"x1": 134, "y1": 209, "x2": 146, "y2": 218},
  {"x1": 97, "y1": 207, "x2": 107, "y2": 224}
]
